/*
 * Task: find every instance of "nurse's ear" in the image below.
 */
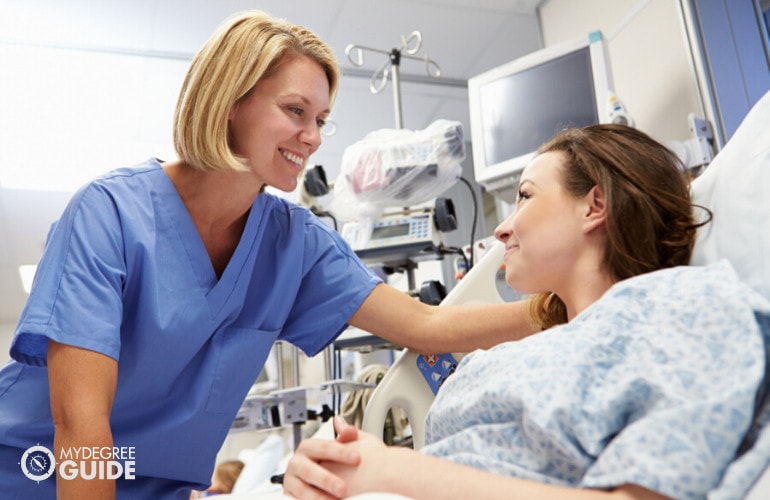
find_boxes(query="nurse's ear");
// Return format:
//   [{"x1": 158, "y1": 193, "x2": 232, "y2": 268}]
[
  {"x1": 228, "y1": 88, "x2": 254, "y2": 121},
  {"x1": 581, "y1": 185, "x2": 607, "y2": 234}
]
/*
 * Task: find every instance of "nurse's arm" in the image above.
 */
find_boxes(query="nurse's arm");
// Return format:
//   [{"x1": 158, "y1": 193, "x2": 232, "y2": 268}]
[
  {"x1": 348, "y1": 283, "x2": 535, "y2": 353},
  {"x1": 48, "y1": 340, "x2": 118, "y2": 500}
]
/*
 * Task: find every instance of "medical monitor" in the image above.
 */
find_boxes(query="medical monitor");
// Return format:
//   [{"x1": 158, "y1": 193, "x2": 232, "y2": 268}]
[{"x1": 468, "y1": 31, "x2": 615, "y2": 202}]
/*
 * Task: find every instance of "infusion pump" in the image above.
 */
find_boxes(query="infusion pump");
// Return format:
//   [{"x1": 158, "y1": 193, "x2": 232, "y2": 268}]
[{"x1": 340, "y1": 211, "x2": 442, "y2": 264}]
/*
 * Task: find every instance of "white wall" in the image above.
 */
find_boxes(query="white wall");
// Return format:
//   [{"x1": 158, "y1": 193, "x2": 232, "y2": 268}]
[
  {"x1": 0, "y1": 321, "x2": 14, "y2": 365},
  {"x1": 0, "y1": 45, "x2": 184, "y2": 192},
  {"x1": 539, "y1": 0, "x2": 705, "y2": 145}
]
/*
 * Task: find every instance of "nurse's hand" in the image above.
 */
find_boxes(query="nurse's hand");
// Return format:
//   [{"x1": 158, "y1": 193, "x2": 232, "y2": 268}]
[{"x1": 283, "y1": 416, "x2": 361, "y2": 499}]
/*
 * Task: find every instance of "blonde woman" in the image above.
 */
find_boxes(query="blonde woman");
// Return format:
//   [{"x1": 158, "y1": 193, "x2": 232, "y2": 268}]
[{"x1": 0, "y1": 10, "x2": 531, "y2": 500}]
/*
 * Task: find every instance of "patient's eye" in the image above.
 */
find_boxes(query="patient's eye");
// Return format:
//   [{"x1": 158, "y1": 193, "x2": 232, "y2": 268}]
[{"x1": 516, "y1": 189, "x2": 531, "y2": 203}]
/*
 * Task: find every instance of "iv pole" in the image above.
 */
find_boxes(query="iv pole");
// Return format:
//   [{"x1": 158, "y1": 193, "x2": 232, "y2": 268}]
[
  {"x1": 345, "y1": 31, "x2": 441, "y2": 129},
  {"x1": 344, "y1": 32, "x2": 444, "y2": 292}
]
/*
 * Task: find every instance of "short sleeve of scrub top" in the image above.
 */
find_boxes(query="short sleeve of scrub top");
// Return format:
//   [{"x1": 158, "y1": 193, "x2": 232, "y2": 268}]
[
  {"x1": 276, "y1": 204, "x2": 384, "y2": 356},
  {"x1": 11, "y1": 179, "x2": 126, "y2": 365}
]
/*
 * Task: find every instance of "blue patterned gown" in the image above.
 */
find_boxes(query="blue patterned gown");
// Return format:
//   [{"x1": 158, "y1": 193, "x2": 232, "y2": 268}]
[{"x1": 423, "y1": 261, "x2": 770, "y2": 499}]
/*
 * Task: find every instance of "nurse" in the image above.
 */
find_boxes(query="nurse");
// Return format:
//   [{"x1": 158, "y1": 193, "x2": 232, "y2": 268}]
[{"x1": 0, "y1": 10, "x2": 531, "y2": 500}]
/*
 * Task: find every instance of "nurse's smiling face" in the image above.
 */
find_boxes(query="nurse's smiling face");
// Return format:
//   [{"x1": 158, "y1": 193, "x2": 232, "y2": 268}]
[{"x1": 228, "y1": 53, "x2": 331, "y2": 192}]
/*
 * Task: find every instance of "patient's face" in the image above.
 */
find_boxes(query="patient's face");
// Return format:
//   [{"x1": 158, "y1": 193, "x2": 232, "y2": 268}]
[{"x1": 494, "y1": 152, "x2": 588, "y2": 294}]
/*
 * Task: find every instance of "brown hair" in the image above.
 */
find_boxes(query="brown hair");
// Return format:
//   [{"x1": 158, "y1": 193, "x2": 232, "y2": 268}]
[
  {"x1": 214, "y1": 459, "x2": 245, "y2": 492},
  {"x1": 173, "y1": 10, "x2": 340, "y2": 172},
  {"x1": 527, "y1": 124, "x2": 710, "y2": 329}
]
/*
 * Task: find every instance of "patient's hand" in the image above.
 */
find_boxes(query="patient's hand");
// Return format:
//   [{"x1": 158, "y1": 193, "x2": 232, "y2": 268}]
[
  {"x1": 283, "y1": 416, "x2": 362, "y2": 499},
  {"x1": 319, "y1": 427, "x2": 390, "y2": 497}
]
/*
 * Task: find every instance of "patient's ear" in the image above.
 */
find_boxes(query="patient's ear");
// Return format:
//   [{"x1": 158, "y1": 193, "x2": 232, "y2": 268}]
[{"x1": 582, "y1": 185, "x2": 607, "y2": 234}]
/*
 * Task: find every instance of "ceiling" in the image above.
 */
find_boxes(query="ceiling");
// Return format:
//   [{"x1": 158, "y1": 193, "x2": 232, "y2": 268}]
[{"x1": 0, "y1": 0, "x2": 544, "y2": 323}]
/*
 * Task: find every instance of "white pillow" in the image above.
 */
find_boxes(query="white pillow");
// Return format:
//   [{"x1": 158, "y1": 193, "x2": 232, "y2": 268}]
[
  {"x1": 690, "y1": 90, "x2": 770, "y2": 302},
  {"x1": 228, "y1": 421, "x2": 334, "y2": 495},
  {"x1": 230, "y1": 433, "x2": 286, "y2": 494}
]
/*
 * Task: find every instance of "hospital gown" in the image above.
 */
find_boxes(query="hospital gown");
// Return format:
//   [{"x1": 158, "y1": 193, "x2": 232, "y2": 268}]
[
  {"x1": 0, "y1": 159, "x2": 381, "y2": 499},
  {"x1": 423, "y1": 261, "x2": 770, "y2": 499}
]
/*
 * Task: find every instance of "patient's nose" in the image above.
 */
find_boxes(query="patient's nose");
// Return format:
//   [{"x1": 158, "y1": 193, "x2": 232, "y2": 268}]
[
  {"x1": 495, "y1": 210, "x2": 519, "y2": 243},
  {"x1": 494, "y1": 222, "x2": 511, "y2": 243}
]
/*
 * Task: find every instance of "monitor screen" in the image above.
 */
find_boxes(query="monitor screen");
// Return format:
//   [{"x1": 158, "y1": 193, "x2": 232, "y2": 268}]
[
  {"x1": 469, "y1": 31, "x2": 614, "y2": 202},
  {"x1": 479, "y1": 48, "x2": 597, "y2": 165}
]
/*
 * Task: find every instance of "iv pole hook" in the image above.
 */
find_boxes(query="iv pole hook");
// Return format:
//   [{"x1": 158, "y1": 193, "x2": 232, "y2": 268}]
[{"x1": 344, "y1": 31, "x2": 441, "y2": 129}]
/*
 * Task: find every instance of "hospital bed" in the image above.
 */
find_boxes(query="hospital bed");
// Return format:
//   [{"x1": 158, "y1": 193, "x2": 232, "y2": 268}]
[
  {"x1": 361, "y1": 88, "x2": 770, "y2": 499},
  {"x1": 221, "y1": 89, "x2": 770, "y2": 498}
]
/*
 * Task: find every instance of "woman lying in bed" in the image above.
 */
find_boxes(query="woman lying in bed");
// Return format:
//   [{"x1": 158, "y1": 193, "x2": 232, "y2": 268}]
[{"x1": 283, "y1": 124, "x2": 770, "y2": 500}]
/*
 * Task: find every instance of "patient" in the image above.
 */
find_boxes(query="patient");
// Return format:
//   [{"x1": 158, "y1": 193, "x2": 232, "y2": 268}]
[{"x1": 283, "y1": 124, "x2": 770, "y2": 499}]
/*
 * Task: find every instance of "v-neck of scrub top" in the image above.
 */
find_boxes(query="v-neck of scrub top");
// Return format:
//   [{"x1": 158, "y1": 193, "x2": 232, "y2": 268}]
[{"x1": 155, "y1": 161, "x2": 268, "y2": 317}]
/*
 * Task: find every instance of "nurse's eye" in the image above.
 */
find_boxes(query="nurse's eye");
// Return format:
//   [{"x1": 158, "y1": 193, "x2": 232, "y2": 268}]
[
  {"x1": 316, "y1": 117, "x2": 327, "y2": 128},
  {"x1": 516, "y1": 189, "x2": 531, "y2": 203},
  {"x1": 287, "y1": 106, "x2": 304, "y2": 117}
]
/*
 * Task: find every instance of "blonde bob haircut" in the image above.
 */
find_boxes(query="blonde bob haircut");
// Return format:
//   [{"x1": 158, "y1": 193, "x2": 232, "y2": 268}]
[{"x1": 173, "y1": 10, "x2": 340, "y2": 172}]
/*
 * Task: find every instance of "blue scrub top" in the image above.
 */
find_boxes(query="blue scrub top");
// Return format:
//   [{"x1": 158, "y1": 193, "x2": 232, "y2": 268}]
[{"x1": 0, "y1": 159, "x2": 381, "y2": 497}]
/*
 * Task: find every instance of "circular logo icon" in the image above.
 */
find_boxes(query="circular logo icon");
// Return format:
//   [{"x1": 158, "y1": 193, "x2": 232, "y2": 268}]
[{"x1": 20, "y1": 445, "x2": 56, "y2": 482}]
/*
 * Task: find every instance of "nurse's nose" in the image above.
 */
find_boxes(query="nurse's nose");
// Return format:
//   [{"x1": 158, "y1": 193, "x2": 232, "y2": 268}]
[{"x1": 300, "y1": 121, "x2": 323, "y2": 152}]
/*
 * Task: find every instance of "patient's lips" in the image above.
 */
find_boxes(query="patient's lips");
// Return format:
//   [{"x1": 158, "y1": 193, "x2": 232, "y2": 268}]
[{"x1": 504, "y1": 243, "x2": 520, "y2": 259}]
